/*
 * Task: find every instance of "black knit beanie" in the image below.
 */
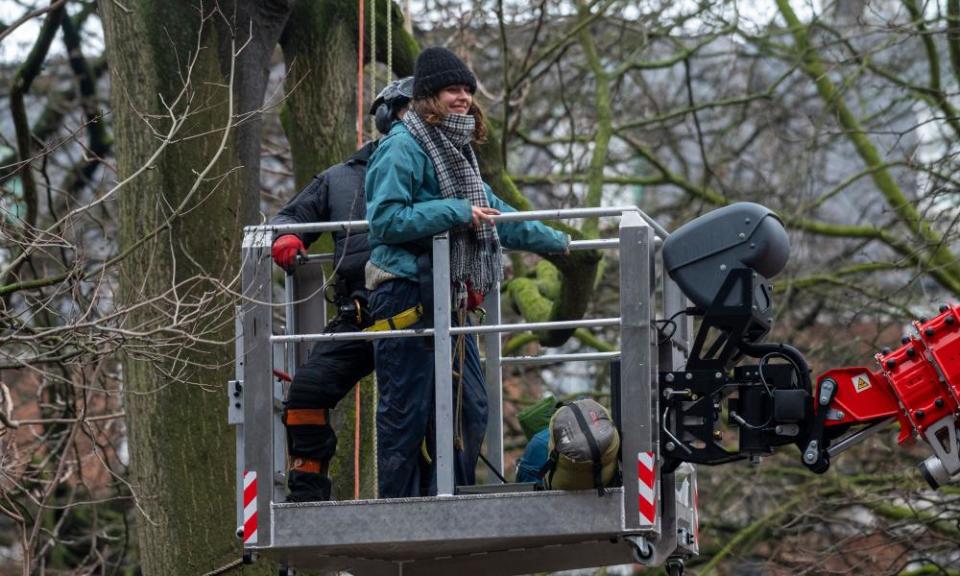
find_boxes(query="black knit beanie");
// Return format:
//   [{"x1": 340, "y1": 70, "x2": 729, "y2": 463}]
[{"x1": 412, "y1": 47, "x2": 477, "y2": 99}]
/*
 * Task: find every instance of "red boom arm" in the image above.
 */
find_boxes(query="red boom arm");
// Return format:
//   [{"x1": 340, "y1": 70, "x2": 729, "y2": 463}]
[{"x1": 815, "y1": 304, "x2": 960, "y2": 487}]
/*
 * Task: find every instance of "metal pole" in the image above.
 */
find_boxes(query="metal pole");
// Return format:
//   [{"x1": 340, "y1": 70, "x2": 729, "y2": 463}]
[
  {"x1": 292, "y1": 241, "x2": 656, "y2": 262},
  {"x1": 490, "y1": 207, "x2": 669, "y2": 238},
  {"x1": 273, "y1": 328, "x2": 435, "y2": 343},
  {"x1": 487, "y1": 206, "x2": 636, "y2": 221},
  {"x1": 303, "y1": 253, "x2": 335, "y2": 263},
  {"x1": 240, "y1": 229, "x2": 274, "y2": 546},
  {"x1": 246, "y1": 206, "x2": 670, "y2": 239},
  {"x1": 569, "y1": 239, "x2": 619, "y2": 251},
  {"x1": 650, "y1": 262, "x2": 691, "y2": 561},
  {"x1": 250, "y1": 220, "x2": 370, "y2": 234},
  {"x1": 432, "y1": 234, "x2": 455, "y2": 496},
  {"x1": 231, "y1": 308, "x2": 244, "y2": 538},
  {"x1": 504, "y1": 238, "x2": 620, "y2": 252},
  {"x1": 618, "y1": 211, "x2": 659, "y2": 534},
  {"x1": 482, "y1": 282, "x2": 503, "y2": 482},
  {"x1": 270, "y1": 317, "x2": 622, "y2": 343},
  {"x1": 500, "y1": 351, "x2": 621, "y2": 367},
  {"x1": 293, "y1": 262, "x2": 329, "y2": 366},
  {"x1": 281, "y1": 271, "x2": 299, "y2": 492},
  {"x1": 273, "y1": 350, "x2": 286, "y2": 491},
  {"x1": 284, "y1": 274, "x2": 297, "y2": 378},
  {"x1": 450, "y1": 317, "x2": 620, "y2": 335}
]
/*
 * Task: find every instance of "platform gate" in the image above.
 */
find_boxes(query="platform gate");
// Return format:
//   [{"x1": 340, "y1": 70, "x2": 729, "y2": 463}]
[{"x1": 232, "y1": 207, "x2": 699, "y2": 575}]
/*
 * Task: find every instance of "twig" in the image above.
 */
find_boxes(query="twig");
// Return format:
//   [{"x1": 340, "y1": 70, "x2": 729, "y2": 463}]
[{"x1": 6, "y1": 412, "x2": 126, "y2": 428}]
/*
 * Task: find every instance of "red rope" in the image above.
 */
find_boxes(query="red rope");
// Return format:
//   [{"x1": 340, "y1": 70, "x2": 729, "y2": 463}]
[{"x1": 356, "y1": 0, "x2": 365, "y2": 150}]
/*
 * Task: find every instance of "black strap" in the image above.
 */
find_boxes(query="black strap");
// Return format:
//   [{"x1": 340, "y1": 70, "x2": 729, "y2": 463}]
[
  {"x1": 538, "y1": 449, "x2": 559, "y2": 488},
  {"x1": 400, "y1": 244, "x2": 432, "y2": 297},
  {"x1": 331, "y1": 278, "x2": 366, "y2": 307},
  {"x1": 401, "y1": 242, "x2": 435, "y2": 338},
  {"x1": 415, "y1": 252, "x2": 434, "y2": 326},
  {"x1": 569, "y1": 402, "x2": 605, "y2": 497},
  {"x1": 334, "y1": 277, "x2": 351, "y2": 301}
]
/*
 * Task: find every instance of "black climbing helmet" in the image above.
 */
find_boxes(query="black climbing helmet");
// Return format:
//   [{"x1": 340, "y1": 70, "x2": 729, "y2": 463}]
[{"x1": 370, "y1": 77, "x2": 414, "y2": 135}]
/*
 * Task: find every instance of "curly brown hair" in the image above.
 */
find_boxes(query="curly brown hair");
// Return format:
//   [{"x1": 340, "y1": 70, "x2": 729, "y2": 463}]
[{"x1": 411, "y1": 95, "x2": 488, "y2": 144}]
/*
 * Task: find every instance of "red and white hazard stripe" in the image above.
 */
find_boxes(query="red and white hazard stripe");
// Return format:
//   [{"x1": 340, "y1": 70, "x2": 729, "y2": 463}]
[
  {"x1": 693, "y1": 482, "x2": 700, "y2": 546},
  {"x1": 637, "y1": 451, "x2": 657, "y2": 526},
  {"x1": 243, "y1": 471, "x2": 258, "y2": 544}
]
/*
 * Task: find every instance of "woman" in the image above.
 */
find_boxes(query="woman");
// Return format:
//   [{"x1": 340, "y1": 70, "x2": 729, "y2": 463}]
[{"x1": 365, "y1": 47, "x2": 569, "y2": 498}]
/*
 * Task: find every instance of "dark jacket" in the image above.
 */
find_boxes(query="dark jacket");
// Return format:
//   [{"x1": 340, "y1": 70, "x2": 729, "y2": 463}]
[{"x1": 272, "y1": 141, "x2": 377, "y2": 294}]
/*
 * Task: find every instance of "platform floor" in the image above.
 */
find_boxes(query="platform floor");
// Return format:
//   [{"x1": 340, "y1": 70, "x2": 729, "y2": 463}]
[{"x1": 258, "y1": 488, "x2": 646, "y2": 575}]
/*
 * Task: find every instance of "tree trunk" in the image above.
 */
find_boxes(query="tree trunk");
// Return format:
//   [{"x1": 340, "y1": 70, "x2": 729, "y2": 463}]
[
  {"x1": 100, "y1": 1, "x2": 290, "y2": 573},
  {"x1": 280, "y1": 0, "x2": 417, "y2": 180}
]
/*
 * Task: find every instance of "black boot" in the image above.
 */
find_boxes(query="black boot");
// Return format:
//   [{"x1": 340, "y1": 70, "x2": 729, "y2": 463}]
[{"x1": 286, "y1": 471, "x2": 332, "y2": 502}]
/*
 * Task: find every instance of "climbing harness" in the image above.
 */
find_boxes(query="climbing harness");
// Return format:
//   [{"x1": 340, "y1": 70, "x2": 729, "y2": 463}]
[{"x1": 363, "y1": 303, "x2": 425, "y2": 332}]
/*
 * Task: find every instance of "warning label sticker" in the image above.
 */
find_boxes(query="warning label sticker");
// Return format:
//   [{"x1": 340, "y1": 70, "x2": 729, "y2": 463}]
[{"x1": 853, "y1": 373, "x2": 872, "y2": 393}]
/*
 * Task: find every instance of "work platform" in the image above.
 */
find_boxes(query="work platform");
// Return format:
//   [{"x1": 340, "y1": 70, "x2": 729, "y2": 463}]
[
  {"x1": 269, "y1": 489, "x2": 637, "y2": 574},
  {"x1": 233, "y1": 207, "x2": 699, "y2": 575}
]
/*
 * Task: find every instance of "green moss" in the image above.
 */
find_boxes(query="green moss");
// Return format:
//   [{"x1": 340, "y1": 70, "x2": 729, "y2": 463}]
[
  {"x1": 508, "y1": 277, "x2": 554, "y2": 322},
  {"x1": 533, "y1": 260, "x2": 561, "y2": 301}
]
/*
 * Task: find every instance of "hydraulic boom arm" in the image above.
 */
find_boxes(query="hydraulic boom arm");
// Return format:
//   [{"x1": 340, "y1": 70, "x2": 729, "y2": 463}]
[
  {"x1": 816, "y1": 304, "x2": 960, "y2": 487},
  {"x1": 656, "y1": 202, "x2": 960, "y2": 489}
]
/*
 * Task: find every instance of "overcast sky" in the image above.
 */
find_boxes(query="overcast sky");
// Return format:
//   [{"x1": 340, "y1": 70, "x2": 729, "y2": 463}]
[{"x1": 1, "y1": 1, "x2": 104, "y2": 64}]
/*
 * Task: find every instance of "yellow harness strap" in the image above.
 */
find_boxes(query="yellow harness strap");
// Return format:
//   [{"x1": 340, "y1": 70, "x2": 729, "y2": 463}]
[{"x1": 363, "y1": 304, "x2": 424, "y2": 332}]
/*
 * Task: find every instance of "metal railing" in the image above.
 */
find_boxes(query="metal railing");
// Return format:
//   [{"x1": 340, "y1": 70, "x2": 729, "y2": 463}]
[{"x1": 235, "y1": 205, "x2": 691, "y2": 551}]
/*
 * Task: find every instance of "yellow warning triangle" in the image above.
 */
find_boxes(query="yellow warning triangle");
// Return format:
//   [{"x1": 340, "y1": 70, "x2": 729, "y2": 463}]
[{"x1": 854, "y1": 374, "x2": 871, "y2": 392}]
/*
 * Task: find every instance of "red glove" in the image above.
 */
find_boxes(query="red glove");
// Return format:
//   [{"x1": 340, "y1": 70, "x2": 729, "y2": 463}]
[{"x1": 272, "y1": 234, "x2": 306, "y2": 272}]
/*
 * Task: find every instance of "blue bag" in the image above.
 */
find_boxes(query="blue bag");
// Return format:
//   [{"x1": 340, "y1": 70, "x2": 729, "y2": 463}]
[{"x1": 515, "y1": 428, "x2": 551, "y2": 485}]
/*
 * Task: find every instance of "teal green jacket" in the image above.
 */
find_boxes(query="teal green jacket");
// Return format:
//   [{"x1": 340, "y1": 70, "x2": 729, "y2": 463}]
[{"x1": 365, "y1": 123, "x2": 569, "y2": 281}]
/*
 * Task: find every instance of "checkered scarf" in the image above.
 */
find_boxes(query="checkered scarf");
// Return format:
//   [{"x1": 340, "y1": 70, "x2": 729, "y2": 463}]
[{"x1": 403, "y1": 110, "x2": 502, "y2": 303}]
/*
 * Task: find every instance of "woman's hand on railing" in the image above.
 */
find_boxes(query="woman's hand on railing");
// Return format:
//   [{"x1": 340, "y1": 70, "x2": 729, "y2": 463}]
[{"x1": 471, "y1": 206, "x2": 500, "y2": 228}]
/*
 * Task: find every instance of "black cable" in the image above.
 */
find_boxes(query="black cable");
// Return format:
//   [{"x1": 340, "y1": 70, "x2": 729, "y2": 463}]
[
  {"x1": 756, "y1": 353, "x2": 778, "y2": 397},
  {"x1": 732, "y1": 409, "x2": 773, "y2": 431},
  {"x1": 734, "y1": 347, "x2": 807, "y2": 431},
  {"x1": 738, "y1": 341, "x2": 812, "y2": 390},
  {"x1": 655, "y1": 307, "x2": 695, "y2": 345},
  {"x1": 757, "y1": 351, "x2": 803, "y2": 392},
  {"x1": 478, "y1": 451, "x2": 509, "y2": 484},
  {"x1": 656, "y1": 319, "x2": 677, "y2": 345}
]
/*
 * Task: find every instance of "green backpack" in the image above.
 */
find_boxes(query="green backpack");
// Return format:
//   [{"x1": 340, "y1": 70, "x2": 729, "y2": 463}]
[
  {"x1": 516, "y1": 395, "x2": 559, "y2": 440},
  {"x1": 541, "y1": 399, "x2": 620, "y2": 496}
]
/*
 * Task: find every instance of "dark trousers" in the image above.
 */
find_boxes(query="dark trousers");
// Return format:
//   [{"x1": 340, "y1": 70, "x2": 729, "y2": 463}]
[
  {"x1": 285, "y1": 312, "x2": 374, "y2": 464},
  {"x1": 369, "y1": 279, "x2": 488, "y2": 498}
]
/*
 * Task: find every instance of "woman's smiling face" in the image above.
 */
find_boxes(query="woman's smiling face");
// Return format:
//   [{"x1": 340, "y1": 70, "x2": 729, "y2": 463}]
[{"x1": 438, "y1": 84, "x2": 472, "y2": 115}]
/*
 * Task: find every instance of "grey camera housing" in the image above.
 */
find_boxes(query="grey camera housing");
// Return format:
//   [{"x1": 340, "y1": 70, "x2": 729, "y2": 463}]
[{"x1": 662, "y1": 202, "x2": 789, "y2": 324}]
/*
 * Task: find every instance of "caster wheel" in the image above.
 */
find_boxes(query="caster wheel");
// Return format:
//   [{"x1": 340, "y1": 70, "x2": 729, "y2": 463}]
[{"x1": 627, "y1": 537, "x2": 653, "y2": 563}]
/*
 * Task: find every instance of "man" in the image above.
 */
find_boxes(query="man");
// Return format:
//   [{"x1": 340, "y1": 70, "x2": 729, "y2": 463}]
[{"x1": 271, "y1": 77, "x2": 413, "y2": 502}]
